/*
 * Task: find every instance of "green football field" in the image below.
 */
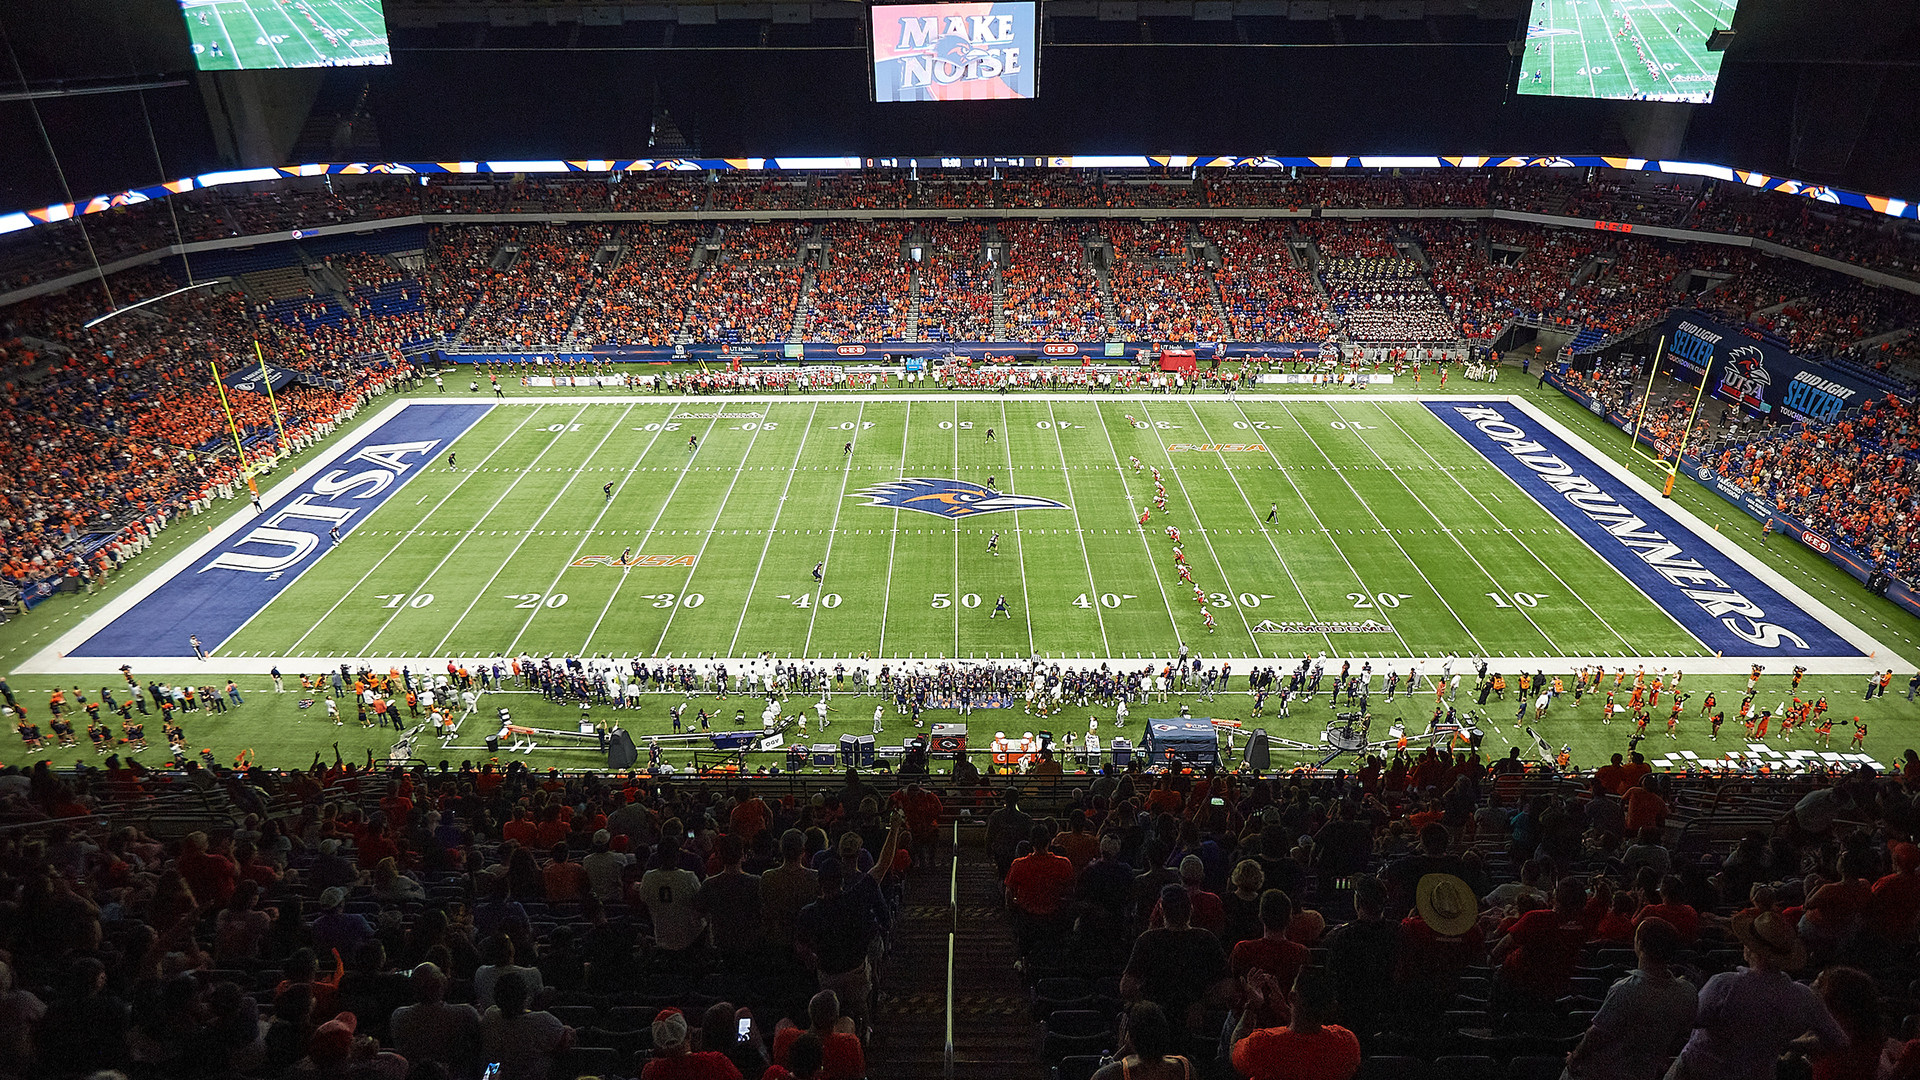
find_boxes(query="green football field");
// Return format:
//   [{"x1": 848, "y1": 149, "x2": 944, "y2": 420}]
[
  {"x1": 1518, "y1": 0, "x2": 1737, "y2": 103},
  {"x1": 7, "y1": 384, "x2": 1917, "y2": 777},
  {"x1": 182, "y1": 0, "x2": 390, "y2": 70},
  {"x1": 193, "y1": 398, "x2": 1709, "y2": 663}
]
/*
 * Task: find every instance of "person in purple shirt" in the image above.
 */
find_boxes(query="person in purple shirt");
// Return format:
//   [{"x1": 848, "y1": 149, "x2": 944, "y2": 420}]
[{"x1": 1666, "y1": 910, "x2": 1847, "y2": 1080}]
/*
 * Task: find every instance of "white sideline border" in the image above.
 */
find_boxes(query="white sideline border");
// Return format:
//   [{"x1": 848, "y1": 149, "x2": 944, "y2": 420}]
[{"x1": 17, "y1": 392, "x2": 1905, "y2": 676}]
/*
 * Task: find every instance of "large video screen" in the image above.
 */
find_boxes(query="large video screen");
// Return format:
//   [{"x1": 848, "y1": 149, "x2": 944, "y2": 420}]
[
  {"x1": 871, "y1": 3, "x2": 1039, "y2": 103},
  {"x1": 180, "y1": 0, "x2": 392, "y2": 70},
  {"x1": 1517, "y1": 0, "x2": 1738, "y2": 104}
]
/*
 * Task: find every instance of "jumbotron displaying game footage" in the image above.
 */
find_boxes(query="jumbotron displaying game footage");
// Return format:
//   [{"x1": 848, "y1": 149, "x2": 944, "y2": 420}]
[
  {"x1": 872, "y1": 2, "x2": 1039, "y2": 102},
  {"x1": 1517, "y1": 0, "x2": 1739, "y2": 103},
  {"x1": 179, "y1": 0, "x2": 391, "y2": 70}
]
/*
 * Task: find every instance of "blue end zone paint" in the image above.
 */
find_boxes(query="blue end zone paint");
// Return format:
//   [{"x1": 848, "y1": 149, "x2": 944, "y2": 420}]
[
  {"x1": 70, "y1": 403, "x2": 492, "y2": 658},
  {"x1": 1427, "y1": 401, "x2": 1860, "y2": 658}
]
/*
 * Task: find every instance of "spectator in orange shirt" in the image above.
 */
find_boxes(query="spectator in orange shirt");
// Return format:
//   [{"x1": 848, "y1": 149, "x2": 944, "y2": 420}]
[
  {"x1": 1005, "y1": 824, "x2": 1076, "y2": 952},
  {"x1": 542, "y1": 844, "x2": 590, "y2": 903},
  {"x1": 1229, "y1": 967, "x2": 1362, "y2": 1080},
  {"x1": 501, "y1": 808, "x2": 537, "y2": 848},
  {"x1": 1624, "y1": 777, "x2": 1668, "y2": 835}
]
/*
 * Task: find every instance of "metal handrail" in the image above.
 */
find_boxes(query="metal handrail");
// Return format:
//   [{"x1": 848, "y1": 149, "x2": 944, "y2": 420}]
[{"x1": 944, "y1": 819, "x2": 959, "y2": 1080}]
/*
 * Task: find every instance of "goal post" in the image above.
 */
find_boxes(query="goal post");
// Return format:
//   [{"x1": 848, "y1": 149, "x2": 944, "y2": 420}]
[{"x1": 1626, "y1": 333, "x2": 1713, "y2": 499}]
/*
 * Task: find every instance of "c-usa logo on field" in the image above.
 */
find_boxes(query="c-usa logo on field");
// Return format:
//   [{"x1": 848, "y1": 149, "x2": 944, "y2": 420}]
[{"x1": 850, "y1": 478, "x2": 1070, "y2": 519}]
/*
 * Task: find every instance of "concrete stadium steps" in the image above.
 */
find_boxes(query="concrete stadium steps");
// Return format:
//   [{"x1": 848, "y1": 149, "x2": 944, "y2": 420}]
[{"x1": 866, "y1": 847, "x2": 1048, "y2": 1080}]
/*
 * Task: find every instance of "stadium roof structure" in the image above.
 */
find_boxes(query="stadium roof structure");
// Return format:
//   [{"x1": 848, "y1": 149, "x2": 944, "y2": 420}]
[{"x1": 4, "y1": 153, "x2": 1915, "y2": 241}]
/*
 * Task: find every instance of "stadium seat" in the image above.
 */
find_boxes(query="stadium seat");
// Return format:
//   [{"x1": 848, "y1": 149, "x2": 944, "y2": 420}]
[
  {"x1": 1053, "y1": 1056, "x2": 1105, "y2": 1080},
  {"x1": 1507, "y1": 1056, "x2": 1569, "y2": 1080},
  {"x1": 1357, "y1": 1057, "x2": 1427, "y2": 1080},
  {"x1": 1432, "y1": 1055, "x2": 1499, "y2": 1080}
]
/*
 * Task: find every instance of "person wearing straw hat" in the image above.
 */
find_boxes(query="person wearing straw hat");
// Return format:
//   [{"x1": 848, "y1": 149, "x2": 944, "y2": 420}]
[
  {"x1": 1395, "y1": 873, "x2": 1485, "y2": 1013},
  {"x1": 1663, "y1": 910, "x2": 1848, "y2": 1080}
]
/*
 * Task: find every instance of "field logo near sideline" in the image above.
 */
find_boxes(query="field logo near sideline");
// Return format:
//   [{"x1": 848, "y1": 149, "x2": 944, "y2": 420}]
[
  {"x1": 1167, "y1": 443, "x2": 1266, "y2": 453},
  {"x1": 1251, "y1": 618, "x2": 1394, "y2": 634},
  {"x1": 850, "y1": 478, "x2": 1070, "y2": 519},
  {"x1": 570, "y1": 554, "x2": 697, "y2": 567}
]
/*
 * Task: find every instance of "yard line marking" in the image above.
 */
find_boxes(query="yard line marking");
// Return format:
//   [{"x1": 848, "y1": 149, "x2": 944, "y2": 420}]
[
  {"x1": 802, "y1": 403, "x2": 866, "y2": 657},
  {"x1": 649, "y1": 415, "x2": 770, "y2": 655},
  {"x1": 1178, "y1": 403, "x2": 1333, "y2": 654},
  {"x1": 577, "y1": 412, "x2": 729, "y2": 653},
  {"x1": 953, "y1": 401, "x2": 962, "y2": 656},
  {"x1": 284, "y1": 405, "x2": 543, "y2": 655},
  {"x1": 503, "y1": 405, "x2": 669, "y2": 655},
  {"x1": 1363, "y1": 401, "x2": 1637, "y2": 653},
  {"x1": 727, "y1": 403, "x2": 821, "y2": 656},
  {"x1": 350, "y1": 403, "x2": 591, "y2": 654},
  {"x1": 1135, "y1": 401, "x2": 1261, "y2": 648},
  {"x1": 875, "y1": 405, "x2": 912, "y2": 656},
  {"x1": 1276, "y1": 400, "x2": 1488, "y2": 656},
  {"x1": 1087, "y1": 403, "x2": 1185, "y2": 647},
  {"x1": 235, "y1": 1, "x2": 291, "y2": 66},
  {"x1": 1225, "y1": 400, "x2": 1417, "y2": 656},
  {"x1": 1000, "y1": 401, "x2": 1038, "y2": 657},
  {"x1": 1323, "y1": 399, "x2": 1560, "y2": 650},
  {"x1": 422, "y1": 405, "x2": 622, "y2": 656},
  {"x1": 1042, "y1": 401, "x2": 1109, "y2": 657},
  {"x1": 266, "y1": 1, "x2": 331, "y2": 64}
]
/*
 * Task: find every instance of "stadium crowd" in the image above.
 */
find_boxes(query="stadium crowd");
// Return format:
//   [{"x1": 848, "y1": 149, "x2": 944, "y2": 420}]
[
  {"x1": 1712, "y1": 392, "x2": 1920, "y2": 583},
  {"x1": 7, "y1": 166, "x2": 1920, "y2": 609},
  {"x1": 4, "y1": 655, "x2": 1920, "y2": 1080}
]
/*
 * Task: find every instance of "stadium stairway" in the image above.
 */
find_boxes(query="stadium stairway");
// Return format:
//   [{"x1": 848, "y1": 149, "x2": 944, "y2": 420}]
[{"x1": 867, "y1": 843, "x2": 1049, "y2": 1080}]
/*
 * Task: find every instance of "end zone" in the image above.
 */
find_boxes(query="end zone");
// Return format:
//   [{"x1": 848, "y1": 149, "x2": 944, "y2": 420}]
[
  {"x1": 1428, "y1": 396, "x2": 1899, "y2": 673},
  {"x1": 28, "y1": 400, "x2": 493, "y2": 670}
]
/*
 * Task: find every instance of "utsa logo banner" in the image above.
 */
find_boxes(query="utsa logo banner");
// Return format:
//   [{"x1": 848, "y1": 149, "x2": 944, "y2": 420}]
[
  {"x1": 1662, "y1": 309, "x2": 1875, "y2": 424},
  {"x1": 851, "y1": 478, "x2": 1068, "y2": 519}
]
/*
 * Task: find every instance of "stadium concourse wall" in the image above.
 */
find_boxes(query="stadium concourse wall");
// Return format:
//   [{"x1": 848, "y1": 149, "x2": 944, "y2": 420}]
[{"x1": 1546, "y1": 367, "x2": 1920, "y2": 622}]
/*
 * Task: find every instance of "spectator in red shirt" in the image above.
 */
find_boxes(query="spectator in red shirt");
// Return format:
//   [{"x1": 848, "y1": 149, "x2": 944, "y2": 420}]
[
  {"x1": 1869, "y1": 842, "x2": 1920, "y2": 943},
  {"x1": 1229, "y1": 967, "x2": 1362, "y2": 1080},
  {"x1": 770, "y1": 991, "x2": 865, "y2": 1080},
  {"x1": 1801, "y1": 849, "x2": 1877, "y2": 963},
  {"x1": 1229, "y1": 890, "x2": 1311, "y2": 1030},
  {"x1": 1491, "y1": 877, "x2": 1592, "y2": 1012},
  {"x1": 1148, "y1": 856, "x2": 1227, "y2": 938},
  {"x1": 1635, "y1": 875, "x2": 1702, "y2": 944},
  {"x1": 1004, "y1": 824, "x2": 1076, "y2": 952},
  {"x1": 176, "y1": 830, "x2": 238, "y2": 908}
]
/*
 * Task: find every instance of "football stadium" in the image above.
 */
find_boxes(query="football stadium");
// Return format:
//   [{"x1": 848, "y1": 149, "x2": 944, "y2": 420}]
[{"x1": 3, "y1": 0, "x2": 1920, "y2": 1078}]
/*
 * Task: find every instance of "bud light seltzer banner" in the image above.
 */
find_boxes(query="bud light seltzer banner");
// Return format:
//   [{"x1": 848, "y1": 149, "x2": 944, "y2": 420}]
[
  {"x1": 872, "y1": 2, "x2": 1039, "y2": 102},
  {"x1": 1661, "y1": 309, "x2": 1884, "y2": 424}
]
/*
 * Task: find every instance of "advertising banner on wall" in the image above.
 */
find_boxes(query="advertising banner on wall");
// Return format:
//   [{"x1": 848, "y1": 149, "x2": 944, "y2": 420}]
[{"x1": 1661, "y1": 310, "x2": 1882, "y2": 424}]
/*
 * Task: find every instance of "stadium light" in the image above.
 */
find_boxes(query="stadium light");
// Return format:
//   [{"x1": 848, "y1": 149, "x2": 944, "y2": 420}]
[{"x1": 83, "y1": 279, "x2": 226, "y2": 330}]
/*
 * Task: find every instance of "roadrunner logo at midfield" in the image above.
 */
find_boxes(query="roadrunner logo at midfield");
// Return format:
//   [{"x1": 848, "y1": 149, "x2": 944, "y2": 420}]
[{"x1": 850, "y1": 478, "x2": 1070, "y2": 519}]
